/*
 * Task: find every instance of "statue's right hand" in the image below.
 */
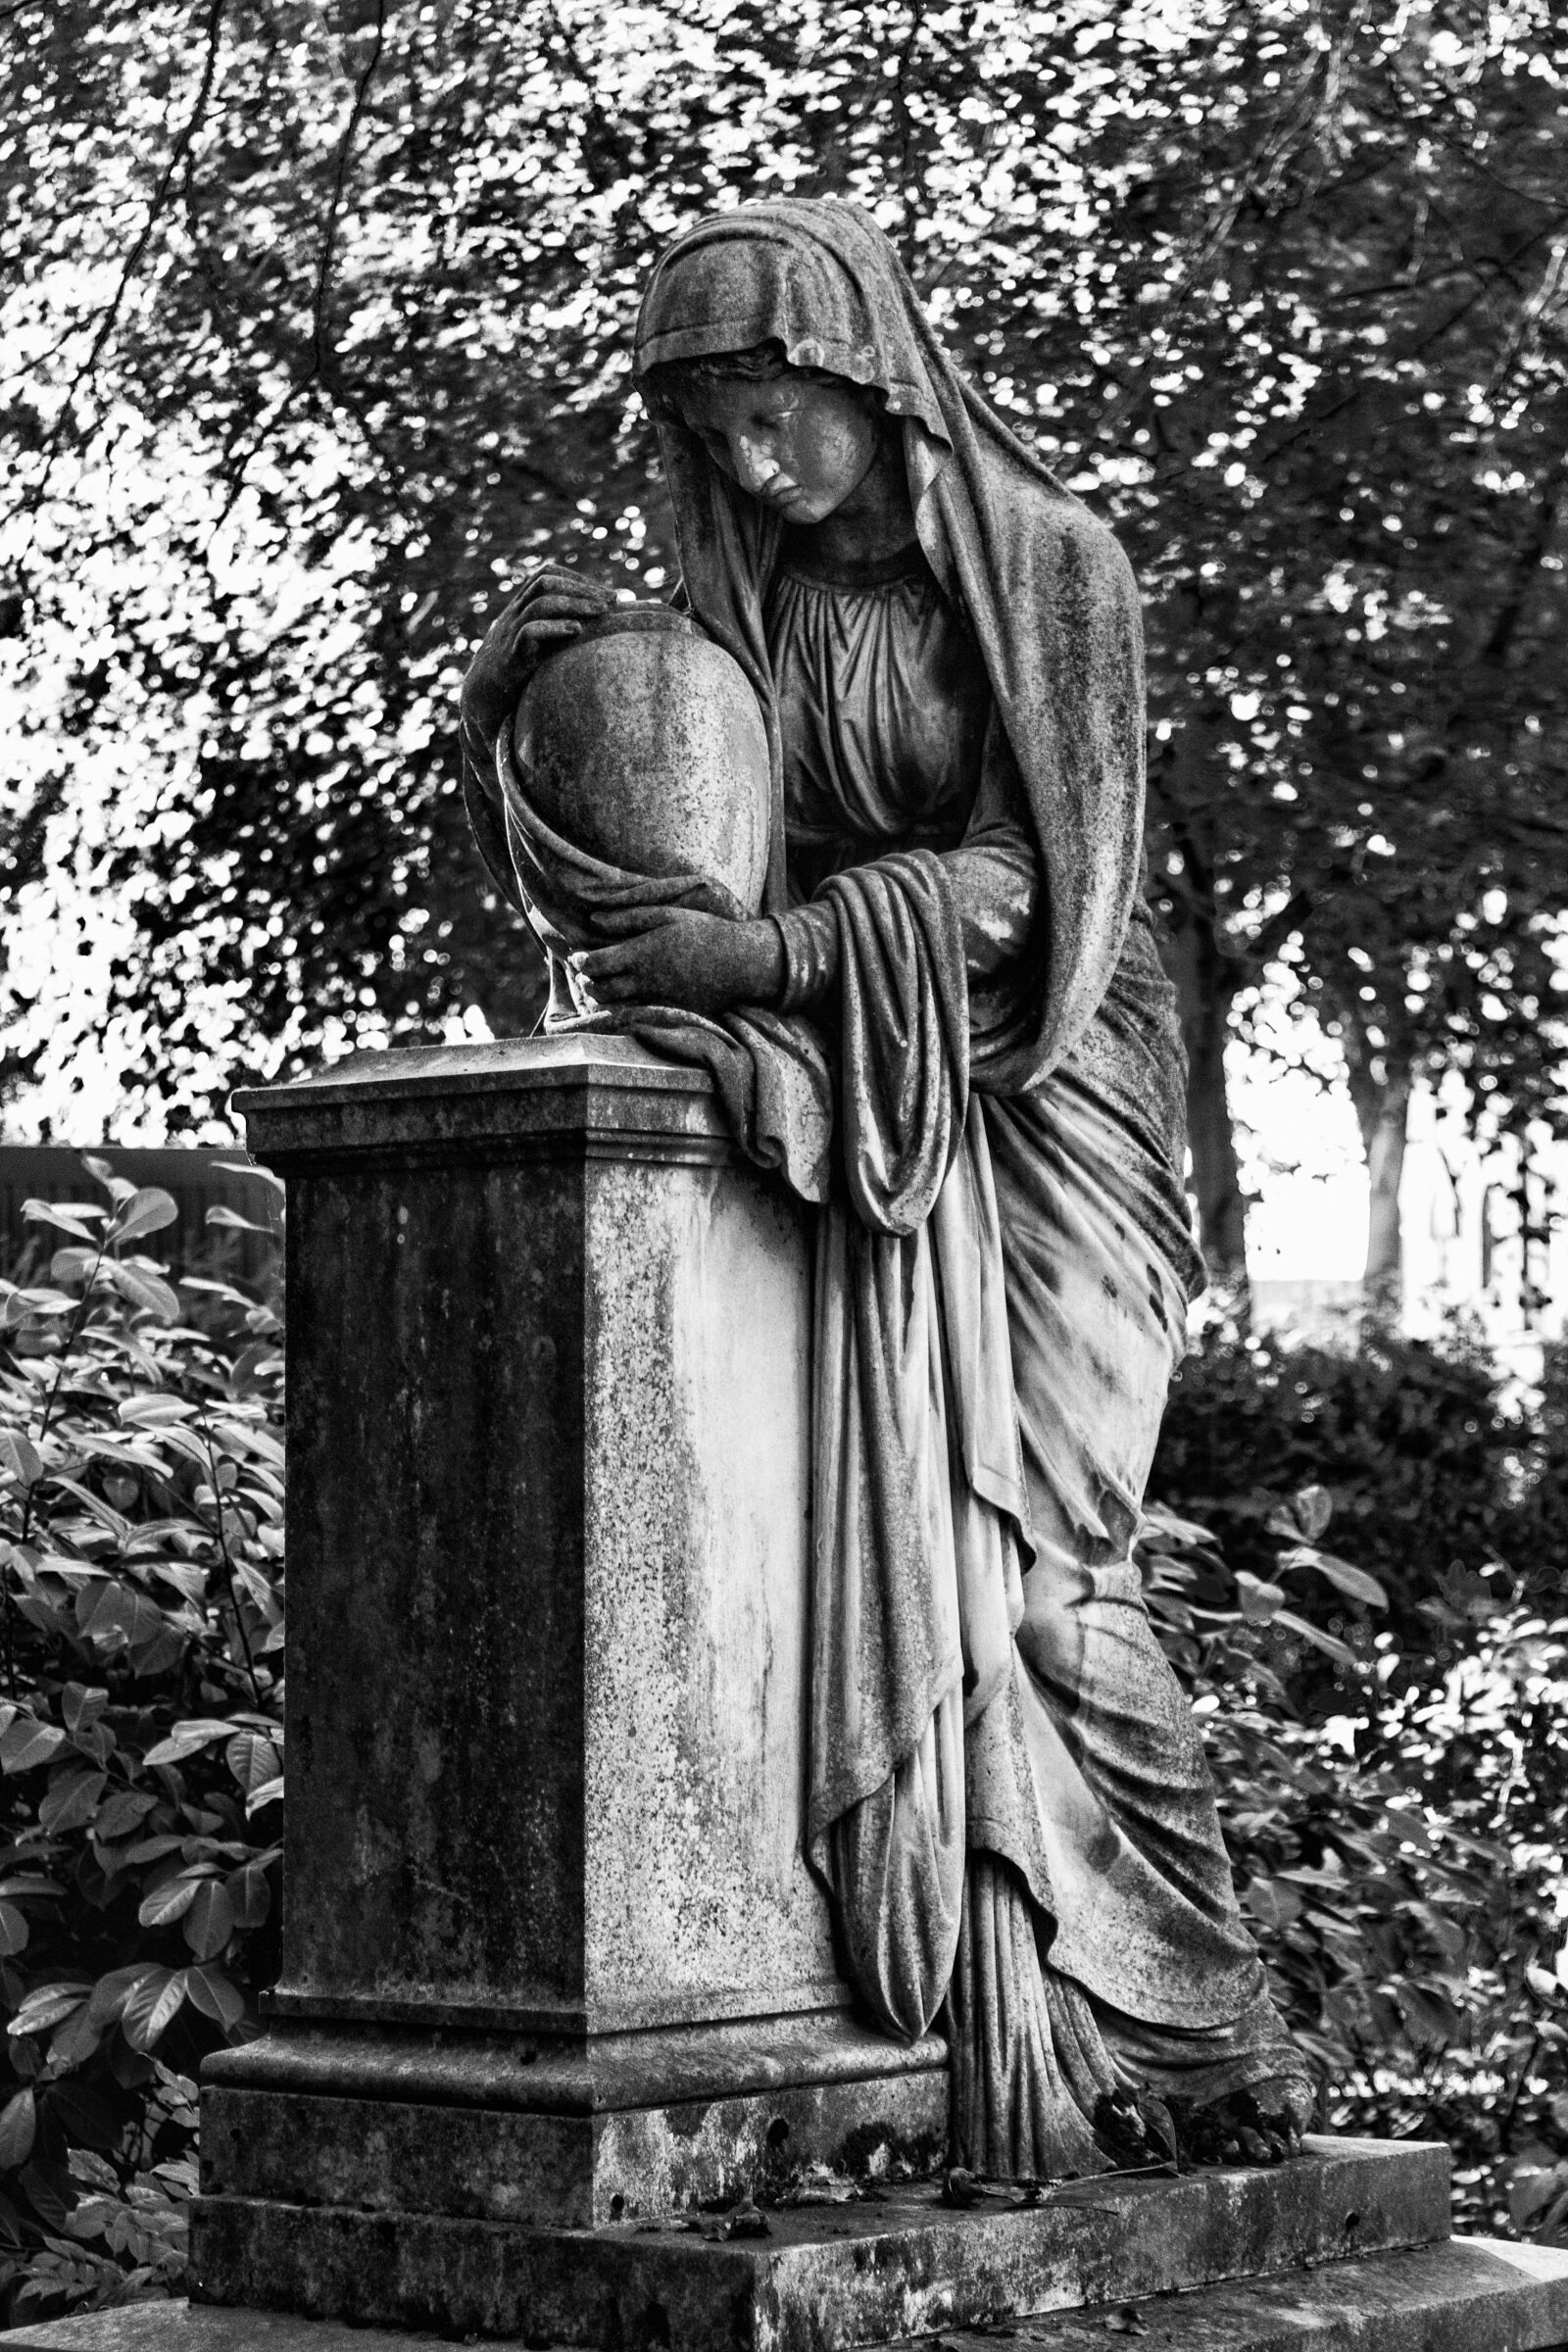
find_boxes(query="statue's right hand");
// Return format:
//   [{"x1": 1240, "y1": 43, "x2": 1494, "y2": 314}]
[{"x1": 461, "y1": 565, "x2": 613, "y2": 752}]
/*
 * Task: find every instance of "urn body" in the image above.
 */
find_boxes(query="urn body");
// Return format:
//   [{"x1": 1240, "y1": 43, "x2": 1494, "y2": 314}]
[{"x1": 514, "y1": 609, "x2": 771, "y2": 914}]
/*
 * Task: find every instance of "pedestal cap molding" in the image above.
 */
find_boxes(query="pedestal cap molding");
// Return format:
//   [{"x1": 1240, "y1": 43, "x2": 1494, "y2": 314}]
[{"x1": 232, "y1": 1035, "x2": 734, "y2": 1169}]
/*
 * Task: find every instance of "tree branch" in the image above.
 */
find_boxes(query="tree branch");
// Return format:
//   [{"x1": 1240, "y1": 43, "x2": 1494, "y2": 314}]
[
  {"x1": 1245, "y1": 887, "x2": 1314, "y2": 969},
  {"x1": 25, "y1": 0, "x2": 226, "y2": 512},
  {"x1": 308, "y1": 0, "x2": 389, "y2": 395}
]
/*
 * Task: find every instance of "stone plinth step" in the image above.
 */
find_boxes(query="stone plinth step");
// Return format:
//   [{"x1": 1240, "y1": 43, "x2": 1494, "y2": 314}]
[
  {"x1": 9, "y1": 2239, "x2": 1568, "y2": 2352},
  {"x1": 927, "y1": 2235, "x2": 1568, "y2": 2349},
  {"x1": 179, "y1": 2137, "x2": 1441, "y2": 2350}
]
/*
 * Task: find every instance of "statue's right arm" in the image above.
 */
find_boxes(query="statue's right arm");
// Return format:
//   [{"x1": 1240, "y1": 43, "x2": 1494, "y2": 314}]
[{"x1": 460, "y1": 567, "x2": 615, "y2": 914}]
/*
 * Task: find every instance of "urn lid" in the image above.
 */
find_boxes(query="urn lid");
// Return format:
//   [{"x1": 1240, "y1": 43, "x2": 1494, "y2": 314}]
[{"x1": 580, "y1": 603, "x2": 701, "y2": 640}]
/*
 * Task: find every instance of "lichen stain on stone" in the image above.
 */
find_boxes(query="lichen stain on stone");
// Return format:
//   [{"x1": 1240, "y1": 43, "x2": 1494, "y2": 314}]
[{"x1": 348, "y1": 1804, "x2": 402, "y2": 1891}]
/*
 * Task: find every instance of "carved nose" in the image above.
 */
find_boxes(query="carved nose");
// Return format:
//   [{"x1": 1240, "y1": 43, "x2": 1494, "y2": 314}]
[{"x1": 733, "y1": 437, "x2": 779, "y2": 494}]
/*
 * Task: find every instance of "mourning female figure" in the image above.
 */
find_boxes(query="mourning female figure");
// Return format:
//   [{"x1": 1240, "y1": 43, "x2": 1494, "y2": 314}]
[{"x1": 461, "y1": 201, "x2": 1314, "y2": 2180}]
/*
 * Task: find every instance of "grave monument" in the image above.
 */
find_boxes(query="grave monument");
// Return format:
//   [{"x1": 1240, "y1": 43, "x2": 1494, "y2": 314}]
[{"x1": 18, "y1": 197, "x2": 1568, "y2": 2351}]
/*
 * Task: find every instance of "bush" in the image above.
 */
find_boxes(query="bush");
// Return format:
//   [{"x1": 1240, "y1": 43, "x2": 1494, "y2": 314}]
[
  {"x1": 1140, "y1": 1322, "x2": 1568, "y2": 2243},
  {"x1": 1150, "y1": 1317, "x2": 1562, "y2": 1696},
  {"x1": 0, "y1": 1158, "x2": 283, "y2": 2324}
]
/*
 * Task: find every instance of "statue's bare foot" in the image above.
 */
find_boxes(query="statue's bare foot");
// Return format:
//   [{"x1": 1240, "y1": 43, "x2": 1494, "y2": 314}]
[{"x1": 1176, "y1": 2081, "x2": 1310, "y2": 2167}]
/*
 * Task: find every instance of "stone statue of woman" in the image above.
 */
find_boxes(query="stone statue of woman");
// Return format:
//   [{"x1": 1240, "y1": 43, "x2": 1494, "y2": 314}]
[{"x1": 461, "y1": 200, "x2": 1315, "y2": 2180}]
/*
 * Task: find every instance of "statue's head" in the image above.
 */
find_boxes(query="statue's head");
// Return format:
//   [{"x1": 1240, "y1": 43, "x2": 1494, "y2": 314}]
[{"x1": 642, "y1": 338, "x2": 886, "y2": 525}]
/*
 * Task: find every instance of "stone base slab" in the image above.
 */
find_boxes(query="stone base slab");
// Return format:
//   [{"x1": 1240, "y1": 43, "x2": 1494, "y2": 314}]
[
  {"x1": 183, "y1": 2139, "x2": 1449, "y2": 2351},
  {"x1": 976, "y1": 2234, "x2": 1568, "y2": 2349},
  {"x1": 11, "y1": 2238, "x2": 1568, "y2": 2352}
]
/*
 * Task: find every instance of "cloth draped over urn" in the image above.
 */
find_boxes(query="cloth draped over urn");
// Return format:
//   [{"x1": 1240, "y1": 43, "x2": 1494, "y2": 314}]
[{"x1": 464, "y1": 198, "x2": 1314, "y2": 2180}]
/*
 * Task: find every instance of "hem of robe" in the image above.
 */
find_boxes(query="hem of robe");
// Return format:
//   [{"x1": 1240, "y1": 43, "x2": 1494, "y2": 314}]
[{"x1": 947, "y1": 1849, "x2": 1314, "y2": 2182}]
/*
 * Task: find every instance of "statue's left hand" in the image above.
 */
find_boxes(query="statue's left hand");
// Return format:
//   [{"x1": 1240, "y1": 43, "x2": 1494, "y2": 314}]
[{"x1": 569, "y1": 907, "x2": 784, "y2": 1016}]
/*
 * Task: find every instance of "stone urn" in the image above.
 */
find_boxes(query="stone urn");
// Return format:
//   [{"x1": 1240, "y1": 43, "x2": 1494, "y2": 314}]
[{"x1": 514, "y1": 605, "x2": 771, "y2": 915}]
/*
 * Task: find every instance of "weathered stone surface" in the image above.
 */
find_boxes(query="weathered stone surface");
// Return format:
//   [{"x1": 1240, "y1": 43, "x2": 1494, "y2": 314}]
[
  {"x1": 234, "y1": 1030, "x2": 735, "y2": 1166},
  {"x1": 16, "y1": 2237, "x2": 1568, "y2": 2351},
  {"x1": 188, "y1": 2139, "x2": 1449, "y2": 2351},
  {"x1": 944, "y1": 2235, "x2": 1568, "y2": 2349},
  {"x1": 514, "y1": 607, "x2": 772, "y2": 913},
  {"x1": 199, "y1": 2014, "x2": 948, "y2": 2229}
]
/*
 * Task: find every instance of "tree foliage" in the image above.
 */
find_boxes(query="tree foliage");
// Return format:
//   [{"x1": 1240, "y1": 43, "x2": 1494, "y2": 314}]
[{"x1": 2, "y1": 2, "x2": 1566, "y2": 1271}]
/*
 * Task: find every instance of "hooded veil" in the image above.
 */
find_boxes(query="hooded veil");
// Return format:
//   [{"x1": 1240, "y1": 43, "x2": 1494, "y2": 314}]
[{"x1": 478, "y1": 199, "x2": 1311, "y2": 2177}]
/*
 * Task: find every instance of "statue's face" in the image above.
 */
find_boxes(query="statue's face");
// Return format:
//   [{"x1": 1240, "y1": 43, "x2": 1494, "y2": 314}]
[{"x1": 674, "y1": 370, "x2": 880, "y2": 523}]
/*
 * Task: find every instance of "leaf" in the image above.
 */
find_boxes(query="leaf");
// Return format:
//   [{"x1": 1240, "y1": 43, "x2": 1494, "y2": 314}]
[
  {"x1": 183, "y1": 1965, "x2": 245, "y2": 2032},
  {"x1": 49, "y1": 2002, "x2": 107, "y2": 2071},
  {"x1": 79, "y1": 1156, "x2": 135, "y2": 1206},
  {"x1": 225, "y1": 1862, "x2": 272, "y2": 1930},
  {"x1": 0, "y1": 1433, "x2": 42, "y2": 1489},
  {"x1": 0, "y1": 2092, "x2": 35, "y2": 2172},
  {"x1": 93, "y1": 1789, "x2": 159, "y2": 1841},
  {"x1": 0, "y1": 1906, "x2": 28, "y2": 1959},
  {"x1": 1292, "y1": 1483, "x2": 1334, "y2": 1540},
  {"x1": 54, "y1": 1478, "x2": 132, "y2": 1542},
  {"x1": 50, "y1": 1247, "x2": 101, "y2": 1286},
  {"x1": 213, "y1": 1159, "x2": 285, "y2": 1199},
  {"x1": 225, "y1": 1732, "x2": 280, "y2": 1794},
  {"x1": 141, "y1": 1720, "x2": 234, "y2": 1769},
  {"x1": 1235, "y1": 1570, "x2": 1287, "y2": 1626},
  {"x1": 18, "y1": 2158, "x2": 74, "y2": 2230},
  {"x1": 1279, "y1": 1545, "x2": 1388, "y2": 1610},
  {"x1": 1272, "y1": 1609, "x2": 1358, "y2": 1670},
  {"x1": 1511, "y1": 2160, "x2": 1568, "y2": 2230},
  {"x1": 245, "y1": 1775, "x2": 284, "y2": 1817},
  {"x1": 77, "y1": 1582, "x2": 169, "y2": 1657},
  {"x1": 62, "y1": 1685, "x2": 109, "y2": 1738},
  {"x1": 121, "y1": 1970, "x2": 186, "y2": 2053},
  {"x1": 118, "y1": 1396, "x2": 197, "y2": 1428},
  {"x1": 137, "y1": 1875, "x2": 204, "y2": 1931},
  {"x1": 9, "y1": 1985, "x2": 87, "y2": 2039},
  {"x1": 227, "y1": 1343, "x2": 283, "y2": 1394},
  {"x1": 103, "y1": 1262, "x2": 180, "y2": 1324},
  {"x1": 38, "y1": 1767, "x2": 108, "y2": 1837},
  {"x1": 205, "y1": 1204, "x2": 271, "y2": 1234},
  {"x1": 120, "y1": 1836, "x2": 186, "y2": 1867},
  {"x1": 84, "y1": 1965, "x2": 165, "y2": 2033},
  {"x1": 182, "y1": 1881, "x2": 235, "y2": 1962},
  {"x1": 0, "y1": 1719, "x2": 68, "y2": 1775},
  {"x1": 21, "y1": 1201, "x2": 99, "y2": 1244},
  {"x1": 110, "y1": 1190, "x2": 178, "y2": 1246}
]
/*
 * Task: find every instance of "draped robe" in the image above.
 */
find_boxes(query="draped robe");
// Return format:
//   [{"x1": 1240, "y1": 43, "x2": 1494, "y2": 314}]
[{"x1": 466, "y1": 199, "x2": 1313, "y2": 2174}]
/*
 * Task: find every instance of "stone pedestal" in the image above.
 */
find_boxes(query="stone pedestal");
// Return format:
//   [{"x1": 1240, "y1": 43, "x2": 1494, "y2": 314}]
[{"x1": 190, "y1": 1038, "x2": 946, "y2": 2315}]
